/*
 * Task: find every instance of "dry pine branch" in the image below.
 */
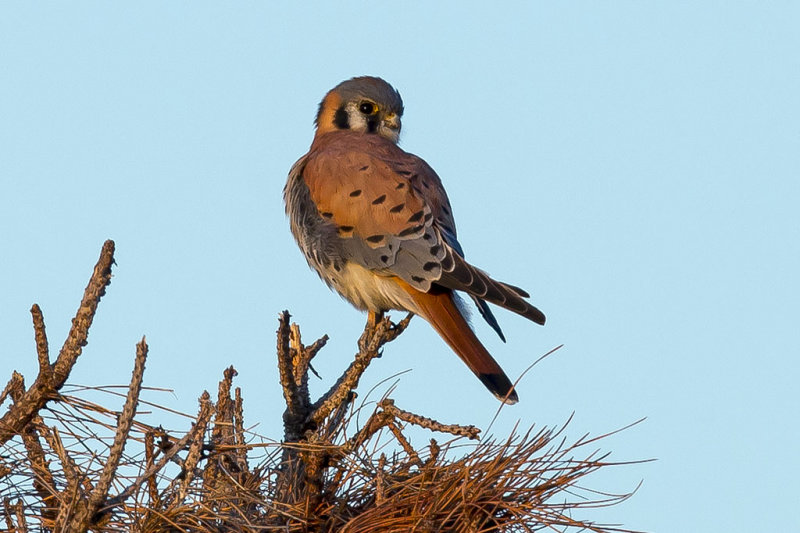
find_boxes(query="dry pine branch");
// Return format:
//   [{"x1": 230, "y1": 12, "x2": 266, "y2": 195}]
[{"x1": 0, "y1": 241, "x2": 644, "y2": 533}]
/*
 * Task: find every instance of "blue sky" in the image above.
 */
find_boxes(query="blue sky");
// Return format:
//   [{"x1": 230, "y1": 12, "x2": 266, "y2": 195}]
[{"x1": 1, "y1": 3, "x2": 798, "y2": 531}]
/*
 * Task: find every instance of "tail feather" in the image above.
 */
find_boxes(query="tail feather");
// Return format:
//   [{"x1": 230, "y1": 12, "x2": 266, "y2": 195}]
[{"x1": 404, "y1": 283, "x2": 518, "y2": 404}]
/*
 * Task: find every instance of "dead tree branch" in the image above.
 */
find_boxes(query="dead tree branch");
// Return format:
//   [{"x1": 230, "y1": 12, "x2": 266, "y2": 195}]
[
  {"x1": 0, "y1": 241, "x2": 643, "y2": 532},
  {"x1": 0, "y1": 240, "x2": 115, "y2": 445}
]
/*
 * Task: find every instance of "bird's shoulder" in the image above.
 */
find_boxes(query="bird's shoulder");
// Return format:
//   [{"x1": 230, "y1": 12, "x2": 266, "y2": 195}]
[
  {"x1": 301, "y1": 132, "x2": 457, "y2": 241},
  {"x1": 299, "y1": 133, "x2": 425, "y2": 239}
]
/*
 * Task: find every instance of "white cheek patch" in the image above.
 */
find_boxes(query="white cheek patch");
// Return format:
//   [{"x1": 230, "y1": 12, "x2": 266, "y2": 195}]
[{"x1": 345, "y1": 102, "x2": 369, "y2": 132}]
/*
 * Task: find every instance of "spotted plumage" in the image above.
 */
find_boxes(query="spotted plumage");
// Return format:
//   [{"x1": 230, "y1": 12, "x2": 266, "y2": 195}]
[{"x1": 284, "y1": 76, "x2": 545, "y2": 403}]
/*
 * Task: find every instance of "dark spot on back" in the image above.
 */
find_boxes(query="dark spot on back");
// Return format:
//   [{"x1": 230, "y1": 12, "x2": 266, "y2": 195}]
[
  {"x1": 321, "y1": 211, "x2": 333, "y2": 219},
  {"x1": 333, "y1": 107, "x2": 349, "y2": 129},
  {"x1": 338, "y1": 225, "x2": 354, "y2": 233},
  {"x1": 398, "y1": 224, "x2": 423, "y2": 237},
  {"x1": 424, "y1": 213, "x2": 433, "y2": 222},
  {"x1": 398, "y1": 170, "x2": 413, "y2": 176},
  {"x1": 359, "y1": 165, "x2": 369, "y2": 171},
  {"x1": 422, "y1": 233, "x2": 433, "y2": 241},
  {"x1": 411, "y1": 275, "x2": 425, "y2": 283},
  {"x1": 366, "y1": 234, "x2": 385, "y2": 243},
  {"x1": 430, "y1": 244, "x2": 442, "y2": 255},
  {"x1": 423, "y1": 262, "x2": 438, "y2": 272},
  {"x1": 396, "y1": 183, "x2": 405, "y2": 189},
  {"x1": 408, "y1": 210, "x2": 424, "y2": 222},
  {"x1": 380, "y1": 255, "x2": 389, "y2": 263},
  {"x1": 372, "y1": 194, "x2": 386, "y2": 205},
  {"x1": 349, "y1": 189, "x2": 362, "y2": 197},
  {"x1": 389, "y1": 203, "x2": 405, "y2": 213}
]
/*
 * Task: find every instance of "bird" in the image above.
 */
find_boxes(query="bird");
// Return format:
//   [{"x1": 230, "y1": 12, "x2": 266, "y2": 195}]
[{"x1": 284, "y1": 76, "x2": 545, "y2": 404}]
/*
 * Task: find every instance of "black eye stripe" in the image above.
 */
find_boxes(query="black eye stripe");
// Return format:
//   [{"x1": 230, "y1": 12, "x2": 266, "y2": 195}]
[
  {"x1": 366, "y1": 117, "x2": 379, "y2": 133},
  {"x1": 333, "y1": 106, "x2": 349, "y2": 129}
]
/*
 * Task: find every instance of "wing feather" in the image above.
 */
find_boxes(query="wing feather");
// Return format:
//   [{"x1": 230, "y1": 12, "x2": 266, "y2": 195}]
[{"x1": 302, "y1": 131, "x2": 545, "y2": 326}]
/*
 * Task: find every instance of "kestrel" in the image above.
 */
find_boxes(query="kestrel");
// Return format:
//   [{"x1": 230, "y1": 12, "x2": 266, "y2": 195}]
[{"x1": 284, "y1": 76, "x2": 545, "y2": 403}]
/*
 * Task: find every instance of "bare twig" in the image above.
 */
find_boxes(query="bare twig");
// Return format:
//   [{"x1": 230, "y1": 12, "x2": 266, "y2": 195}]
[
  {"x1": 387, "y1": 423, "x2": 420, "y2": 466},
  {"x1": 143, "y1": 429, "x2": 161, "y2": 507},
  {"x1": 77, "y1": 337, "x2": 148, "y2": 528},
  {"x1": 290, "y1": 323, "x2": 326, "y2": 389},
  {"x1": 8, "y1": 371, "x2": 58, "y2": 528},
  {"x1": 176, "y1": 395, "x2": 214, "y2": 504},
  {"x1": 310, "y1": 313, "x2": 411, "y2": 429},
  {"x1": 30, "y1": 305, "x2": 53, "y2": 389},
  {"x1": 278, "y1": 311, "x2": 308, "y2": 443},
  {"x1": 15, "y1": 501, "x2": 26, "y2": 533},
  {"x1": 380, "y1": 399, "x2": 480, "y2": 440},
  {"x1": 53, "y1": 240, "x2": 116, "y2": 385},
  {"x1": 39, "y1": 424, "x2": 90, "y2": 530},
  {"x1": 106, "y1": 391, "x2": 214, "y2": 510},
  {"x1": 19, "y1": 418, "x2": 58, "y2": 527},
  {"x1": 0, "y1": 372, "x2": 25, "y2": 416},
  {"x1": 233, "y1": 386, "x2": 248, "y2": 472},
  {"x1": 203, "y1": 366, "x2": 246, "y2": 503},
  {"x1": 0, "y1": 240, "x2": 115, "y2": 445}
]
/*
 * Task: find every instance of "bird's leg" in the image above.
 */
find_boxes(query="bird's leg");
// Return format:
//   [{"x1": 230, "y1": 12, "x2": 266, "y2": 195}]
[
  {"x1": 359, "y1": 310, "x2": 385, "y2": 352},
  {"x1": 367, "y1": 310, "x2": 384, "y2": 330}
]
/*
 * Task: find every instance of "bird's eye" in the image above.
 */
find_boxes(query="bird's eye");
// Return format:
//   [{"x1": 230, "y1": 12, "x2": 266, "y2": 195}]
[{"x1": 359, "y1": 101, "x2": 378, "y2": 115}]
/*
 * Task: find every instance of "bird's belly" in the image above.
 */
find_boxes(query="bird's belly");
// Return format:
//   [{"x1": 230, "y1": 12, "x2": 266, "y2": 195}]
[{"x1": 331, "y1": 262, "x2": 420, "y2": 315}]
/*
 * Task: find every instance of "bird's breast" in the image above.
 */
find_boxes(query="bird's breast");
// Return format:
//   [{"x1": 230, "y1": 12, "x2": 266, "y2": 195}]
[
  {"x1": 330, "y1": 262, "x2": 420, "y2": 314},
  {"x1": 285, "y1": 166, "x2": 417, "y2": 314}
]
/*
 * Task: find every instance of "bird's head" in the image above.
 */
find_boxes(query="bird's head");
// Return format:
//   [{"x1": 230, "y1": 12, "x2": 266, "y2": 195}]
[{"x1": 315, "y1": 76, "x2": 404, "y2": 144}]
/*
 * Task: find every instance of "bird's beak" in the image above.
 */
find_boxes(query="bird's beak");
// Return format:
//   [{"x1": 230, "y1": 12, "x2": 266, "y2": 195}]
[{"x1": 383, "y1": 112, "x2": 400, "y2": 131}]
